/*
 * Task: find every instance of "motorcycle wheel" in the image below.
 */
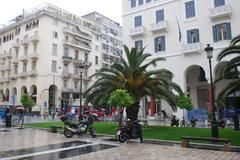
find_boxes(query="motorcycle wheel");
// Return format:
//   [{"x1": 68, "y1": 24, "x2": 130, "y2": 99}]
[
  {"x1": 118, "y1": 132, "x2": 128, "y2": 143},
  {"x1": 89, "y1": 127, "x2": 97, "y2": 138},
  {"x1": 64, "y1": 128, "x2": 74, "y2": 138}
]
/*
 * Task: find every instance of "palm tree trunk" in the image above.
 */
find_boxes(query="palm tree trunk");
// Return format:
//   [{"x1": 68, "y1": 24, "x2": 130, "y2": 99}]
[{"x1": 126, "y1": 102, "x2": 140, "y2": 121}]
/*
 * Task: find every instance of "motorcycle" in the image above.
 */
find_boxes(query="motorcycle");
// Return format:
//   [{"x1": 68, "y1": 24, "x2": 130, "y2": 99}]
[
  {"x1": 218, "y1": 117, "x2": 226, "y2": 129},
  {"x1": 60, "y1": 112, "x2": 96, "y2": 138},
  {"x1": 190, "y1": 116, "x2": 197, "y2": 128},
  {"x1": 171, "y1": 115, "x2": 179, "y2": 127},
  {"x1": 117, "y1": 119, "x2": 143, "y2": 143}
]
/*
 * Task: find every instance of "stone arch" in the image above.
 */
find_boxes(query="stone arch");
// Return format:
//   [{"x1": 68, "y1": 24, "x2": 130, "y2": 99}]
[
  {"x1": 48, "y1": 84, "x2": 58, "y2": 113},
  {"x1": 0, "y1": 90, "x2": 4, "y2": 102},
  {"x1": 30, "y1": 85, "x2": 37, "y2": 104},
  {"x1": 21, "y1": 86, "x2": 28, "y2": 95},
  {"x1": 185, "y1": 65, "x2": 209, "y2": 110},
  {"x1": 5, "y1": 89, "x2": 9, "y2": 102}
]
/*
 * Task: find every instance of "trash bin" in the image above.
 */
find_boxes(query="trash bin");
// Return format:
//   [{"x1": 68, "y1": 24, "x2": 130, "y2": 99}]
[{"x1": 5, "y1": 114, "x2": 12, "y2": 127}]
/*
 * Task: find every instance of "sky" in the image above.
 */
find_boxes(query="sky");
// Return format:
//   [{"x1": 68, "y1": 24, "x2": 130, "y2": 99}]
[{"x1": 0, "y1": 0, "x2": 122, "y2": 26}]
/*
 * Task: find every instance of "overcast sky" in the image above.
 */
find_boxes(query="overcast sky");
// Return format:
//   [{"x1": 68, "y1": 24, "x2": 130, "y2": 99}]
[{"x1": 0, "y1": 0, "x2": 122, "y2": 25}]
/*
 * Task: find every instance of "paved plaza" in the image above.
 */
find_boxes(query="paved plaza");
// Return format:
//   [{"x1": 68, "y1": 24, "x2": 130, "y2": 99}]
[{"x1": 0, "y1": 128, "x2": 239, "y2": 160}]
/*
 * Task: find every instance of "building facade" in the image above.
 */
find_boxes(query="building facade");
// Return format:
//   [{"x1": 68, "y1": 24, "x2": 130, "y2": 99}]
[
  {"x1": 123, "y1": 0, "x2": 240, "y2": 118},
  {"x1": 83, "y1": 12, "x2": 123, "y2": 69},
  {"x1": 0, "y1": 3, "x2": 102, "y2": 114}
]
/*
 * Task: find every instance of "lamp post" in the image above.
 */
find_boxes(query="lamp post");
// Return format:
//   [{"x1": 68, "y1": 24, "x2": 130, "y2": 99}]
[
  {"x1": 79, "y1": 63, "x2": 85, "y2": 114},
  {"x1": 205, "y1": 44, "x2": 219, "y2": 138}
]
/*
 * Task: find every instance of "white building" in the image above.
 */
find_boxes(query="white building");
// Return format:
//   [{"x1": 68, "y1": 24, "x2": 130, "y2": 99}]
[
  {"x1": 123, "y1": 0, "x2": 240, "y2": 119},
  {"x1": 0, "y1": 3, "x2": 102, "y2": 114},
  {"x1": 83, "y1": 12, "x2": 123, "y2": 69}
]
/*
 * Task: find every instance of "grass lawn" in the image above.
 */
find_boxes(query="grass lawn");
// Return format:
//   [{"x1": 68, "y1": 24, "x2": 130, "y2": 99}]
[{"x1": 25, "y1": 122, "x2": 240, "y2": 146}]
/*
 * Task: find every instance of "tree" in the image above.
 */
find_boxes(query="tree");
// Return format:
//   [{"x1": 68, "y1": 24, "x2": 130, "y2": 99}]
[
  {"x1": 21, "y1": 93, "x2": 35, "y2": 113},
  {"x1": 108, "y1": 89, "x2": 134, "y2": 127},
  {"x1": 216, "y1": 35, "x2": 240, "y2": 106},
  {"x1": 85, "y1": 45, "x2": 183, "y2": 121},
  {"x1": 176, "y1": 94, "x2": 193, "y2": 126}
]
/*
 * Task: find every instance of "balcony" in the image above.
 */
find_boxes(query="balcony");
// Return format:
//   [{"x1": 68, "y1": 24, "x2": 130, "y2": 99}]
[
  {"x1": 64, "y1": 26, "x2": 92, "y2": 41},
  {"x1": 130, "y1": 26, "x2": 145, "y2": 37},
  {"x1": 29, "y1": 34, "x2": 39, "y2": 42},
  {"x1": 0, "y1": 54, "x2": 6, "y2": 59},
  {"x1": 6, "y1": 52, "x2": 12, "y2": 58},
  {"x1": 0, "y1": 65, "x2": 11, "y2": 71},
  {"x1": 82, "y1": 75, "x2": 90, "y2": 81},
  {"x1": 85, "y1": 61, "x2": 92, "y2": 68},
  {"x1": 150, "y1": 21, "x2": 168, "y2": 33},
  {"x1": 63, "y1": 40, "x2": 91, "y2": 52},
  {"x1": 73, "y1": 58, "x2": 83, "y2": 64},
  {"x1": 11, "y1": 57, "x2": 19, "y2": 64},
  {"x1": 29, "y1": 52, "x2": 39, "y2": 60},
  {"x1": 12, "y1": 41, "x2": 20, "y2": 48},
  {"x1": 28, "y1": 70, "x2": 38, "y2": 77},
  {"x1": 19, "y1": 55, "x2": 28, "y2": 61},
  {"x1": 182, "y1": 43, "x2": 202, "y2": 55},
  {"x1": 62, "y1": 56, "x2": 73, "y2": 63},
  {"x1": 62, "y1": 71, "x2": 72, "y2": 78},
  {"x1": 72, "y1": 73, "x2": 80, "y2": 79},
  {"x1": 209, "y1": 5, "x2": 232, "y2": 20},
  {"x1": 61, "y1": 87, "x2": 74, "y2": 93},
  {"x1": 21, "y1": 38, "x2": 29, "y2": 45},
  {"x1": 10, "y1": 74, "x2": 18, "y2": 80},
  {"x1": 0, "y1": 77, "x2": 10, "y2": 83},
  {"x1": 19, "y1": 72, "x2": 28, "y2": 78}
]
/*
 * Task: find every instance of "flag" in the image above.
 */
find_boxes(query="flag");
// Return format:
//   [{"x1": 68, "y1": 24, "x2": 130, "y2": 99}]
[{"x1": 176, "y1": 17, "x2": 182, "y2": 42}]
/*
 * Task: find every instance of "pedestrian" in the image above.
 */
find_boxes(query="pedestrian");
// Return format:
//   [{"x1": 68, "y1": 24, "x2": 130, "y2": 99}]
[{"x1": 17, "y1": 109, "x2": 25, "y2": 128}]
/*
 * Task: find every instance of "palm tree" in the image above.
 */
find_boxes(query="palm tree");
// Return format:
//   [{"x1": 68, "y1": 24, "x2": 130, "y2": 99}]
[
  {"x1": 216, "y1": 35, "x2": 240, "y2": 106},
  {"x1": 84, "y1": 45, "x2": 183, "y2": 121}
]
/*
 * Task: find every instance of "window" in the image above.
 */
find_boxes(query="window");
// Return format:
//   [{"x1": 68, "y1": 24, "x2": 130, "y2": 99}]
[
  {"x1": 185, "y1": 1, "x2": 195, "y2": 18},
  {"x1": 138, "y1": 0, "x2": 143, "y2": 5},
  {"x1": 64, "y1": 48, "x2": 69, "y2": 56},
  {"x1": 24, "y1": 46, "x2": 28, "y2": 55},
  {"x1": 213, "y1": 23, "x2": 231, "y2": 42},
  {"x1": 14, "y1": 65, "x2": 18, "y2": 74},
  {"x1": 85, "y1": 53, "x2": 88, "y2": 62},
  {"x1": 74, "y1": 81, "x2": 78, "y2": 89},
  {"x1": 53, "y1": 31, "x2": 58, "y2": 38},
  {"x1": 52, "y1": 44, "x2": 57, "y2": 55},
  {"x1": 95, "y1": 56, "x2": 98, "y2": 65},
  {"x1": 146, "y1": 0, "x2": 151, "y2": 3},
  {"x1": 53, "y1": 18, "x2": 58, "y2": 26},
  {"x1": 154, "y1": 36, "x2": 166, "y2": 52},
  {"x1": 15, "y1": 48, "x2": 19, "y2": 58},
  {"x1": 75, "y1": 50, "x2": 79, "y2": 59},
  {"x1": 32, "y1": 61, "x2": 36, "y2": 70},
  {"x1": 74, "y1": 66, "x2": 78, "y2": 74},
  {"x1": 187, "y1": 29, "x2": 199, "y2": 44},
  {"x1": 23, "y1": 63, "x2": 27, "y2": 72},
  {"x1": 33, "y1": 43, "x2": 37, "y2": 52},
  {"x1": 134, "y1": 16, "x2": 142, "y2": 27},
  {"x1": 156, "y1": 9, "x2": 164, "y2": 23},
  {"x1": 63, "y1": 80, "x2": 67, "y2": 88},
  {"x1": 135, "y1": 40, "x2": 143, "y2": 50},
  {"x1": 131, "y1": 0, "x2": 136, "y2": 8},
  {"x1": 51, "y1": 60, "x2": 57, "y2": 72},
  {"x1": 214, "y1": 0, "x2": 225, "y2": 7}
]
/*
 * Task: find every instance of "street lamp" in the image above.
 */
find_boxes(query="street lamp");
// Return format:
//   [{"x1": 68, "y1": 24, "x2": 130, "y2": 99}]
[
  {"x1": 205, "y1": 44, "x2": 219, "y2": 138},
  {"x1": 79, "y1": 63, "x2": 85, "y2": 114}
]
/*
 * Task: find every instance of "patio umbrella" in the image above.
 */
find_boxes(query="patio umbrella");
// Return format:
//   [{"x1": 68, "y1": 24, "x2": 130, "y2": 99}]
[{"x1": 16, "y1": 106, "x2": 25, "y2": 110}]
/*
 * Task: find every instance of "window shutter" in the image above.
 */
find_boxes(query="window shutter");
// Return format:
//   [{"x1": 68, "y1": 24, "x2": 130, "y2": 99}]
[
  {"x1": 187, "y1": 30, "x2": 191, "y2": 44},
  {"x1": 196, "y1": 29, "x2": 200, "y2": 42},
  {"x1": 154, "y1": 38, "x2": 158, "y2": 53},
  {"x1": 212, "y1": 25, "x2": 218, "y2": 42},
  {"x1": 226, "y1": 23, "x2": 232, "y2": 40}
]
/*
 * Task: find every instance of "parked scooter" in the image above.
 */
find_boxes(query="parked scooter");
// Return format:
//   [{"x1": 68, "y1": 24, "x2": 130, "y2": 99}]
[
  {"x1": 218, "y1": 117, "x2": 226, "y2": 129},
  {"x1": 60, "y1": 111, "x2": 96, "y2": 138},
  {"x1": 117, "y1": 119, "x2": 143, "y2": 143},
  {"x1": 171, "y1": 115, "x2": 179, "y2": 127},
  {"x1": 190, "y1": 115, "x2": 197, "y2": 128}
]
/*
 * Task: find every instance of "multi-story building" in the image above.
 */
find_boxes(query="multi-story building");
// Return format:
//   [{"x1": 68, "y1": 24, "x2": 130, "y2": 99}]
[
  {"x1": 83, "y1": 12, "x2": 123, "y2": 69},
  {"x1": 123, "y1": 0, "x2": 240, "y2": 118},
  {"x1": 0, "y1": 3, "x2": 102, "y2": 114}
]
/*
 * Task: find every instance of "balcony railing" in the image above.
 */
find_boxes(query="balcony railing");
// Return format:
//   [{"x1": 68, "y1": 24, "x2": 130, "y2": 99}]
[
  {"x1": 29, "y1": 52, "x2": 39, "y2": 60},
  {"x1": 61, "y1": 87, "x2": 74, "y2": 93},
  {"x1": 72, "y1": 73, "x2": 80, "y2": 79},
  {"x1": 0, "y1": 65, "x2": 11, "y2": 71},
  {"x1": 209, "y1": 5, "x2": 232, "y2": 19},
  {"x1": 19, "y1": 72, "x2": 28, "y2": 78},
  {"x1": 0, "y1": 77, "x2": 10, "y2": 83},
  {"x1": 129, "y1": 26, "x2": 145, "y2": 37},
  {"x1": 62, "y1": 55, "x2": 73, "y2": 63},
  {"x1": 21, "y1": 38, "x2": 29, "y2": 45},
  {"x1": 12, "y1": 41, "x2": 20, "y2": 48},
  {"x1": 64, "y1": 26, "x2": 92, "y2": 41},
  {"x1": 62, "y1": 71, "x2": 72, "y2": 78},
  {"x1": 73, "y1": 58, "x2": 84, "y2": 64},
  {"x1": 150, "y1": 21, "x2": 168, "y2": 32},
  {"x1": 19, "y1": 55, "x2": 28, "y2": 61},
  {"x1": 182, "y1": 43, "x2": 202, "y2": 54},
  {"x1": 28, "y1": 70, "x2": 38, "y2": 77},
  {"x1": 63, "y1": 40, "x2": 91, "y2": 52},
  {"x1": 10, "y1": 74, "x2": 18, "y2": 80},
  {"x1": 29, "y1": 34, "x2": 39, "y2": 42},
  {"x1": 11, "y1": 57, "x2": 19, "y2": 64}
]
